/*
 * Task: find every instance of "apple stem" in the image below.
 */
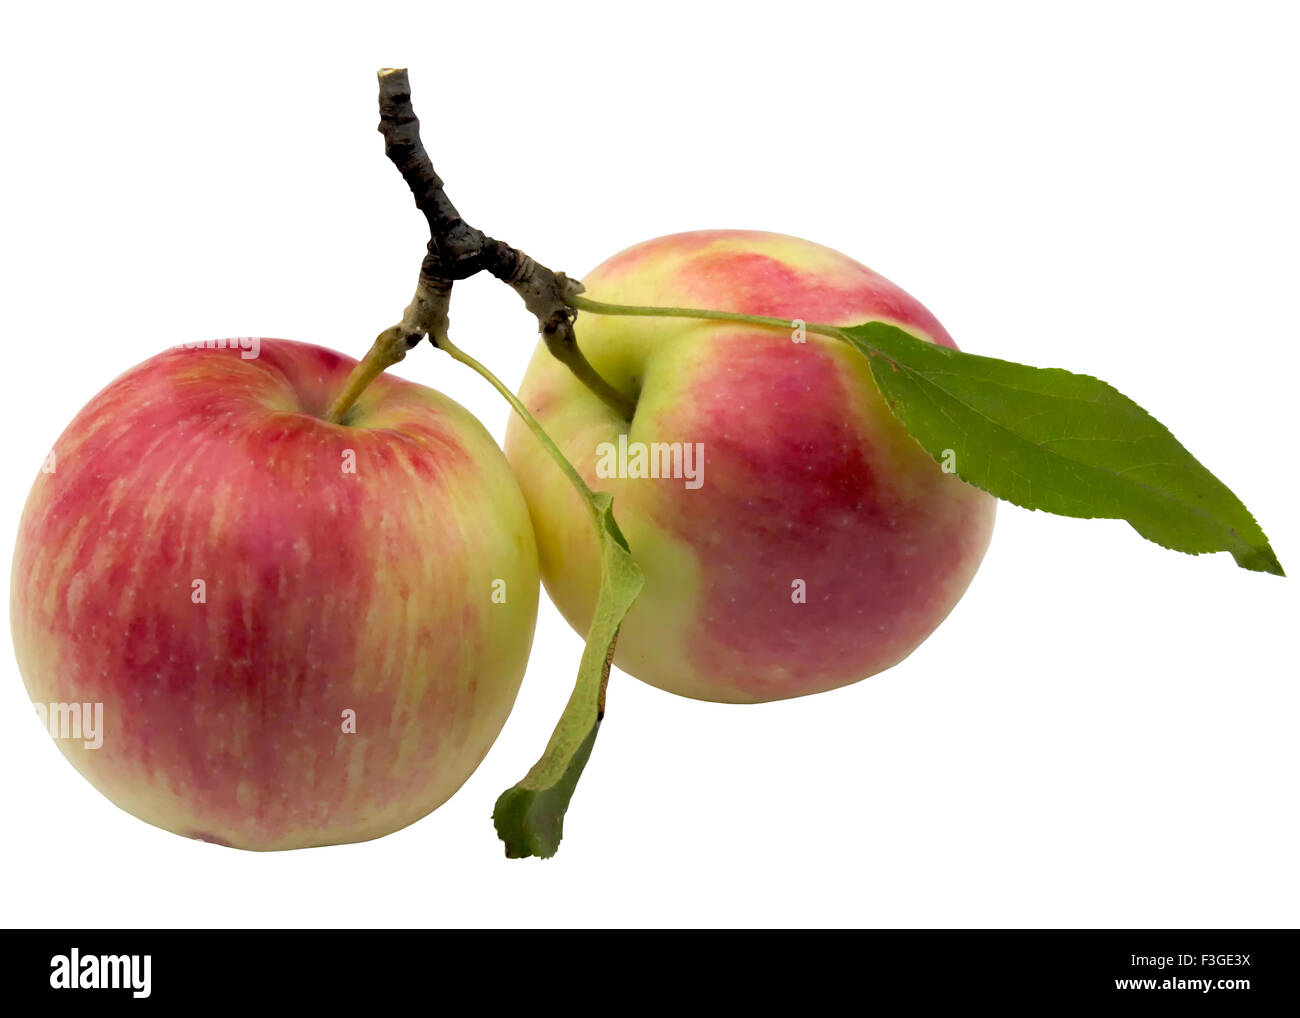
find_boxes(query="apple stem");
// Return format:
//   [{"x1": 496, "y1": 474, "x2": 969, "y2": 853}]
[
  {"x1": 324, "y1": 273, "x2": 448, "y2": 423},
  {"x1": 540, "y1": 325, "x2": 636, "y2": 421},
  {"x1": 323, "y1": 325, "x2": 412, "y2": 424}
]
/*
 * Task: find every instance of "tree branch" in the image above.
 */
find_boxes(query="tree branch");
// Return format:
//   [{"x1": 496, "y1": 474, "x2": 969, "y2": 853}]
[{"x1": 373, "y1": 67, "x2": 635, "y2": 421}]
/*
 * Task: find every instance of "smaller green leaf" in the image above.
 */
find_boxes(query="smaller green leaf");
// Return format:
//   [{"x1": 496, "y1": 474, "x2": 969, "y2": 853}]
[
  {"x1": 493, "y1": 493, "x2": 644, "y2": 858},
  {"x1": 841, "y1": 322, "x2": 1282, "y2": 576},
  {"x1": 434, "y1": 332, "x2": 646, "y2": 858}
]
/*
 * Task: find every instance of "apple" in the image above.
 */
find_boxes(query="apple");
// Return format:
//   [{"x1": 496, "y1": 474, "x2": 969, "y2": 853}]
[
  {"x1": 12, "y1": 338, "x2": 539, "y2": 849},
  {"x1": 505, "y1": 230, "x2": 996, "y2": 703}
]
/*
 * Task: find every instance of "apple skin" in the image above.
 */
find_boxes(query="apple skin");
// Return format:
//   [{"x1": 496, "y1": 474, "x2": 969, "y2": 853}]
[
  {"x1": 505, "y1": 230, "x2": 995, "y2": 703},
  {"x1": 12, "y1": 339, "x2": 539, "y2": 849}
]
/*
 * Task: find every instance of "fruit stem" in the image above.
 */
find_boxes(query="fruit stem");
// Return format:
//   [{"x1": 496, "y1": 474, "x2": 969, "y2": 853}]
[
  {"x1": 324, "y1": 326, "x2": 411, "y2": 424},
  {"x1": 543, "y1": 328, "x2": 637, "y2": 422},
  {"x1": 568, "y1": 293, "x2": 843, "y2": 340}
]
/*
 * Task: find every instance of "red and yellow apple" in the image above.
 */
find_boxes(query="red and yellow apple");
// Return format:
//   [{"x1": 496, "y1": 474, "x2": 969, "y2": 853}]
[
  {"x1": 12, "y1": 339, "x2": 539, "y2": 849},
  {"x1": 506, "y1": 231, "x2": 995, "y2": 703}
]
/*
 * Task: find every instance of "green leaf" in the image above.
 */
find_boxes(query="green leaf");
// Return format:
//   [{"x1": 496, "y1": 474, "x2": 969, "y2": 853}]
[
  {"x1": 841, "y1": 322, "x2": 1283, "y2": 576},
  {"x1": 493, "y1": 492, "x2": 644, "y2": 858},
  {"x1": 432, "y1": 332, "x2": 647, "y2": 859},
  {"x1": 431, "y1": 330, "x2": 644, "y2": 858}
]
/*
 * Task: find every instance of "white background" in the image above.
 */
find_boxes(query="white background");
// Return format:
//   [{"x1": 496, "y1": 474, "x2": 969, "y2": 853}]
[{"x1": 1, "y1": 2, "x2": 1296, "y2": 929}]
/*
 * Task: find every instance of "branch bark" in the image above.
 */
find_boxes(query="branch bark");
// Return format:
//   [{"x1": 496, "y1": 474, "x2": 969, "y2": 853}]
[{"x1": 371, "y1": 67, "x2": 634, "y2": 421}]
